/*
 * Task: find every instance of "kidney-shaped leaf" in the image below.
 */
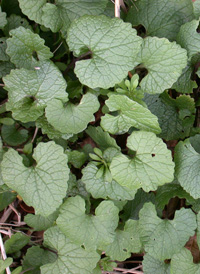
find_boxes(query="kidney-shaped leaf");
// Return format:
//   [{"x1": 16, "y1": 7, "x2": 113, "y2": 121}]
[
  {"x1": 56, "y1": 196, "x2": 119, "y2": 250},
  {"x1": 67, "y1": 15, "x2": 142, "y2": 89},
  {"x1": 46, "y1": 93, "x2": 99, "y2": 134},
  {"x1": 1, "y1": 141, "x2": 70, "y2": 216},
  {"x1": 136, "y1": 37, "x2": 187, "y2": 94},
  {"x1": 3, "y1": 61, "x2": 68, "y2": 122},
  {"x1": 41, "y1": 226, "x2": 100, "y2": 274},
  {"x1": 101, "y1": 94, "x2": 161, "y2": 134},
  {"x1": 6, "y1": 26, "x2": 53, "y2": 69},
  {"x1": 139, "y1": 203, "x2": 197, "y2": 260},
  {"x1": 110, "y1": 131, "x2": 175, "y2": 191}
]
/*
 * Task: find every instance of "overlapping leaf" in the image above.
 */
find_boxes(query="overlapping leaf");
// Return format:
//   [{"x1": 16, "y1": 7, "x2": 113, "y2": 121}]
[
  {"x1": 177, "y1": 20, "x2": 200, "y2": 59},
  {"x1": 41, "y1": 226, "x2": 100, "y2": 274},
  {"x1": 135, "y1": 37, "x2": 187, "y2": 94},
  {"x1": 126, "y1": 0, "x2": 194, "y2": 41},
  {"x1": 175, "y1": 135, "x2": 200, "y2": 199},
  {"x1": 171, "y1": 248, "x2": 200, "y2": 274},
  {"x1": 143, "y1": 254, "x2": 170, "y2": 274},
  {"x1": 101, "y1": 94, "x2": 161, "y2": 134},
  {"x1": 110, "y1": 131, "x2": 174, "y2": 191},
  {"x1": 1, "y1": 141, "x2": 70, "y2": 216},
  {"x1": 3, "y1": 14, "x2": 32, "y2": 36},
  {"x1": 18, "y1": 0, "x2": 46, "y2": 24},
  {"x1": 82, "y1": 162, "x2": 137, "y2": 200},
  {"x1": 3, "y1": 61, "x2": 68, "y2": 122},
  {"x1": 67, "y1": 15, "x2": 142, "y2": 88},
  {"x1": 56, "y1": 196, "x2": 119, "y2": 250},
  {"x1": 6, "y1": 26, "x2": 53, "y2": 69},
  {"x1": 139, "y1": 203, "x2": 196, "y2": 260},
  {"x1": 104, "y1": 220, "x2": 141, "y2": 261},
  {"x1": 0, "y1": 7, "x2": 7, "y2": 29},
  {"x1": 45, "y1": 93, "x2": 99, "y2": 134}
]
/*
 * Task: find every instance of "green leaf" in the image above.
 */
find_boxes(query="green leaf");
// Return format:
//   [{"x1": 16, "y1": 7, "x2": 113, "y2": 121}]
[
  {"x1": 41, "y1": 0, "x2": 108, "y2": 37},
  {"x1": 24, "y1": 211, "x2": 58, "y2": 231},
  {"x1": 144, "y1": 92, "x2": 195, "y2": 140},
  {"x1": 126, "y1": 0, "x2": 194, "y2": 41},
  {"x1": 171, "y1": 248, "x2": 200, "y2": 274},
  {"x1": 5, "y1": 232, "x2": 30, "y2": 254},
  {"x1": 110, "y1": 131, "x2": 174, "y2": 191},
  {"x1": 143, "y1": 254, "x2": 170, "y2": 274},
  {"x1": 174, "y1": 135, "x2": 200, "y2": 199},
  {"x1": 0, "y1": 190, "x2": 16, "y2": 211},
  {"x1": 0, "y1": 38, "x2": 9, "y2": 62},
  {"x1": 104, "y1": 219, "x2": 141, "y2": 261},
  {"x1": 155, "y1": 182, "x2": 193, "y2": 211},
  {"x1": 82, "y1": 162, "x2": 137, "y2": 200},
  {"x1": 1, "y1": 124, "x2": 28, "y2": 146},
  {"x1": 101, "y1": 94, "x2": 161, "y2": 134},
  {"x1": 66, "y1": 150, "x2": 87, "y2": 169},
  {"x1": 6, "y1": 27, "x2": 53, "y2": 69},
  {"x1": 197, "y1": 211, "x2": 200, "y2": 248},
  {"x1": 3, "y1": 61, "x2": 68, "y2": 122},
  {"x1": 194, "y1": 0, "x2": 200, "y2": 19},
  {"x1": 177, "y1": 19, "x2": 200, "y2": 60},
  {"x1": 18, "y1": 0, "x2": 46, "y2": 24},
  {"x1": 41, "y1": 226, "x2": 100, "y2": 274},
  {"x1": 136, "y1": 37, "x2": 187, "y2": 94},
  {"x1": 0, "y1": 138, "x2": 5, "y2": 186},
  {"x1": 139, "y1": 203, "x2": 197, "y2": 260},
  {"x1": 0, "y1": 62, "x2": 15, "y2": 78},
  {"x1": 3, "y1": 15, "x2": 32, "y2": 36},
  {"x1": 45, "y1": 93, "x2": 99, "y2": 134},
  {"x1": 0, "y1": 7, "x2": 7, "y2": 29},
  {"x1": 1, "y1": 141, "x2": 70, "y2": 216},
  {"x1": 56, "y1": 196, "x2": 119, "y2": 250},
  {"x1": 0, "y1": 258, "x2": 13, "y2": 273},
  {"x1": 86, "y1": 126, "x2": 120, "y2": 151},
  {"x1": 121, "y1": 189, "x2": 155, "y2": 221},
  {"x1": 67, "y1": 15, "x2": 142, "y2": 89},
  {"x1": 22, "y1": 246, "x2": 57, "y2": 274}
]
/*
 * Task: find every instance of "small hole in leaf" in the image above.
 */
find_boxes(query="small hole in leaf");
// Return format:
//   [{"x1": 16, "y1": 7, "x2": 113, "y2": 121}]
[
  {"x1": 181, "y1": 130, "x2": 184, "y2": 133},
  {"x1": 20, "y1": 21, "x2": 24, "y2": 24},
  {"x1": 123, "y1": 248, "x2": 127, "y2": 252},
  {"x1": 0, "y1": 41, "x2": 4, "y2": 44},
  {"x1": 151, "y1": 154, "x2": 155, "y2": 157},
  {"x1": 81, "y1": 244, "x2": 85, "y2": 249}
]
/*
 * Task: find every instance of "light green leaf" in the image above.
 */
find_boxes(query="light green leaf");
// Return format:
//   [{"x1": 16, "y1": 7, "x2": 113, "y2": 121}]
[
  {"x1": 36, "y1": 116, "x2": 72, "y2": 140},
  {"x1": 143, "y1": 254, "x2": 170, "y2": 274},
  {"x1": 41, "y1": 0, "x2": 108, "y2": 37},
  {"x1": 174, "y1": 135, "x2": 200, "y2": 199},
  {"x1": 86, "y1": 126, "x2": 120, "y2": 151},
  {"x1": 41, "y1": 226, "x2": 100, "y2": 274},
  {"x1": 126, "y1": 0, "x2": 194, "y2": 41},
  {"x1": 0, "y1": 62, "x2": 15, "y2": 78},
  {"x1": 177, "y1": 20, "x2": 200, "y2": 60},
  {"x1": 18, "y1": 0, "x2": 46, "y2": 24},
  {"x1": 197, "y1": 211, "x2": 200, "y2": 248},
  {"x1": 171, "y1": 248, "x2": 200, "y2": 274},
  {"x1": 144, "y1": 92, "x2": 195, "y2": 140},
  {"x1": 139, "y1": 203, "x2": 196, "y2": 260},
  {"x1": 101, "y1": 94, "x2": 161, "y2": 134},
  {"x1": 0, "y1": 258, "x2": 13, "y2": 274},
  {"x1": 56, "y1": 195, "x2": 119, "y2": 250},
  {"x1": 1, "y1": 141, "x2": 70, "y2": 216},
  {"x1": 24, "y1": 211, "x2": 58, "y2": 231},
  {"x1": 67, "y1": 15, "x2": 142, "y2": 89},
  {"x1": 22, "y1": 246, "x2": 57, "y2": 274},
  {"x1": 104, "y1": 219, "x2": 141, "y2": 261},
  {"x1": 45, "y1": 93, "x2": 99, "y2": 134},
  {"x1": 3, "y1": 15, "x2": 32, "y2": 36},
  {"x1": 110, "y1": 131, "x2": 174, "y2": 192},
  {"x1": 0, "y1": 8, "x2": 7, "y2": 29},
  {"x1": 3, "y1": 61, "x2": 68, "y2": 122},
  {"x1": 1, "y1": 124, "x2": 28, "y2": 146},
  {"x1": 5, "y1": 232, "x2": 30, "y2": 254},
  {"x1": 136, "y1": 37, "x2": 187, "y2": 94},
  {"x1": 6, "y1": 26, "x2": 53, "y2": 69},
  {"x1": 194, "y1": 0, "x2": 200, "y2": 19},
  {"x1": 82, "y1": 162, "x2": 137, "y2": 200}
]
